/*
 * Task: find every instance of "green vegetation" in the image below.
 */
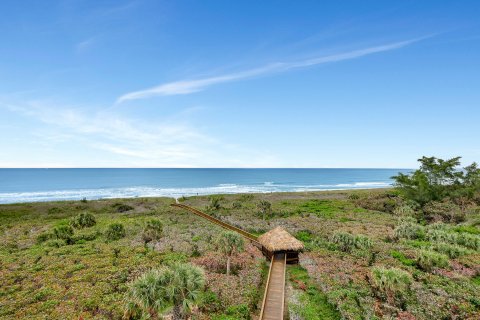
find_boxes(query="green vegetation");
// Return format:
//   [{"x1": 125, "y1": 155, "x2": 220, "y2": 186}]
[
  {"x1": 288, "y1": 265, "x2": 341, "y2": 320},
  {"x1": 394, "y1": 220, "x2": 425, "y2": 240},
  {"x1": 393, "y1": 156, "x2": 480, "y2": 207},
  {"x1": 105, "y1": 222, "x2": 126, "y2": 241},
  {"x1": 216, "y1": 231, "x2": 244, "y2": 275},
  {"x1": 330, "y1": 232, "x2": 373, "y2": 253},
  {"x1": 112, "y1": 203, "x2": 134, "y2": 213},
  {"x1": 124, "y1": 263, "x2": 205, "y2": 320},
  {"x1": 141, "y1": 218, "x2": 163, "y2": 245},
  {"x1": 431, "y1": 242, "x2": 470, "y2": 258},
  {"x1": 1, "y1": 162, "x2": 480, "y2": 320},
  {"x1": 416, "y1": 250, "x2": 449, "y2": 271},
  {"x1": 207, "y1": 195, "x2": 225, "y2": 211},
  {"x1": 256, "y1": 200, "x2": 272, "y2": 220},
  {"x1": 70, "y1": 212, "x2": 96, "y2": 229},
  {"x1": 370, "y1": 267, "x2": 411, "y2": 306},
  {"x1": 390, "y1": 250, "x2": 416, "y2": 266}
]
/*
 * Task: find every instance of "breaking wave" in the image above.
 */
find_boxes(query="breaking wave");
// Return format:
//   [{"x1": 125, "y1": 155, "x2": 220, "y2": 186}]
[{"x1": 0, "y1": 181, "x2": 391, "y2": 204}]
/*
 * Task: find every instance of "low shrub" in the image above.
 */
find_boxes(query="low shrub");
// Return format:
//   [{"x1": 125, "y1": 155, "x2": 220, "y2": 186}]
[
  {"x1": 53, "y1": 225, "x2": 74, "y2": 240},
  {"x1": 431, "y1": 242, "x2": 470, "y2": 258},
  {"x1": 45, "y1": 239, "x2": 65, "y2": 248},
  {"x1": 453, "y1": 225, "x2": 480, "y2": 235},
  {"x1": 224, "y1": 304, "x2": 250, "y2": 320},
  {"x1": 296, "y1": 230, "x2": 314, "y2": 242},
  {"x1": 36, "y1": 232, "x2": 54, "y2": 244},
  {"x1": 200, "y1": 290, "x2": 222, "y2": 313},
  {"x1": 390, "y1": 250, "x2": 416, "y2": 266},
  {"x1": 105, "y1": 223, "x2": 126, "y2": 241},
  {"x1": 393, "y1": 204, "x2": 416, "y2": 217},
  {"x1": 47, "y1": 207, "x2": 64, "y2": 215},
  {"x1": 231, "y1": 201, "x2": 242, "y2": 209},
  {"x1": 112, "y1": 203, "x2": 134, "y2": 213},
  {"x1": 354, "y1": 192, "x2": 402, "y2": 213},
  {"x1": 70, "y1": 212, "x2": 96, "y2": 229},
  {"x1": 71, "y1": 231, "x2": 99, "y2": 244},
  {"x1": 416, "y1": 250, "x2": 449, "y2": 271},
  {"x1": 394, "y1": 222, "x2": 425, "y2": 240},
  {"x1": 425, "y1": 228, "x2": 480, "y2": 250},
  {"x1": 423, "y1": 201, "x2": 465, "y2": 223},
  {"x1": 456, "y1": 233, "x2": 480, "y2": 250},
  {"x1": 370, "y1": 266, "x2": 411, "y2": 305},
  {"x1": 331, "y1": 232, "x2": 373, "y2": 253},
  {"x1": 207, "y1": 195, "x2": 224, "y2": 211},
  {"x1": 348, "y1": 193, "x2": 360, "y2": 200},
  {"x1": 238, "y1": 194, "x2": 254, "y2": 202},
  {"x1": 142, "y1": 219, "x2": 163, "y2": 244}
]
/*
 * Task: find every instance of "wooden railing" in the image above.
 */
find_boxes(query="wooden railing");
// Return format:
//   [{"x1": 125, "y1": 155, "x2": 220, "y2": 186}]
[
  {"x1": 259, "y1": 255, "x2": 275, "y2": 318},
  {"x1": 170, "y1": 203, "x2": 261, "y2": 246},
  {"x1": 259, "y1": 253, "x2": 287, "y2": 320}
]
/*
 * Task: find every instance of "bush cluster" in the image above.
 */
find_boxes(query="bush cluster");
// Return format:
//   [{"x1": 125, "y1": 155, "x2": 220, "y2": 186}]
[
  {"x1": 370, "y1": 266, "x2": 411, "y2": 305},
  {"x1": 70, "y1": 212, "x2": 96, "y2": 229},
  {"x1": 423, "y1": 201, "x2": 465, "y2": 223},
  {"x1": 331, "y1": 232, "x2": 373, "y2": 253},
  {"x1": 393, "y1": 204, "x2": 416, "y2": 217},
  {"x1": 353, "y1": 192, "x2": 402, "y2": 213},
  {"x1": 53, "y1": 225, "x2": 74, "y2": 241},
  {"x1": 416, "y1": 250, "x2": 449, "y2": 271},
  {"x1": 112, "y1": 203, "x2": 134, "y2": 213},
  {"x1": 431, "y1": 242, "x2": 470, "y2": 258},
  {"x1": 142, "y1": 219, "x2": 163, "y2": 244},
  {"x1": 105, "y1": 223, "x2": 126, "y2": 241},
  {"x1": 426, "y1": 229, "x2": 480, "y2": 250},
  {"x1": 394, "y1": 221, "x2": 425, "y2": 240}
]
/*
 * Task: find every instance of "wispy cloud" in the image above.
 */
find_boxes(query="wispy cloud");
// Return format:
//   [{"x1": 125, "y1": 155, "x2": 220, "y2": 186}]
[
  {"x1": 76, "y1": 36, "x2": 98, "y2": 53},
  {"x1": 117, "y1": 38, "x2": 424, "y2": 103},
  {"x1": 1, "y1": 100, "x2": 279, "y2": 167}
]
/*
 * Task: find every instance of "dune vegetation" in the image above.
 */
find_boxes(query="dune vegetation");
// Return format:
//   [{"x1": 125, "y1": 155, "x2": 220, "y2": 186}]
[{"x1": 1, "y1": 156, "x2": 480, "y2": 319}]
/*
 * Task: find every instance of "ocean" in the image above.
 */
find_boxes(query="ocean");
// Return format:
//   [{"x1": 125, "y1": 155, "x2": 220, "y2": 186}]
[{"x1": 0, "y1": 168, "x2": 411, "y2": 204}]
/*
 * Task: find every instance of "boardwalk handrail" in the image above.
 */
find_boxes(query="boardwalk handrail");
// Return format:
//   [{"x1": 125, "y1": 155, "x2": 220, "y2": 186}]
[
  {"x1": 259, "y1": 256, "x2": 274, "y2": 319},
  {"x1": 259, "y1": 253, "x2": 287, "y2": 320},
  {"x1": 170, "y1": 203, "x2": 261, "y2": 245}
]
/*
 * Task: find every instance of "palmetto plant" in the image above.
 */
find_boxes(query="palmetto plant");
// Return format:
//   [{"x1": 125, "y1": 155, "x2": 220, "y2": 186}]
[
  {"x1": 216, "y1": 231, "x2": 244, "y2": 275},
  {"x1": 124, "y1": 263, "x2": 205, "y2": 320},
  {"x1": 257, "y1": 200, "x2": 272, "y2": 220},
  {"x1": 142, "y1": 219, "x2": 163, "y2": 245}
]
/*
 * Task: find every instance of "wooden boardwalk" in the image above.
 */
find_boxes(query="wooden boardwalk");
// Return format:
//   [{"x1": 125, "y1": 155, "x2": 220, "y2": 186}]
[
  {"x1": 259, "y1": 253, "x2": 286, "y2": 320},
  {"x1": 170, "y1": 203, "x2": 261, "y2": 246},
  {"x1": 171, "y1": 203, "x2": 288, "y2": 319}
]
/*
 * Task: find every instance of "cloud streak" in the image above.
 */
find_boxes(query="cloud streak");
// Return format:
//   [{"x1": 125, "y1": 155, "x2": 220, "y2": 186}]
[
  {"x1": 117, "y1": 38, "x2": 423, "y2": 103},
  {"x1": 1, "y1": 100, "x2": 280, "y2": 167}
]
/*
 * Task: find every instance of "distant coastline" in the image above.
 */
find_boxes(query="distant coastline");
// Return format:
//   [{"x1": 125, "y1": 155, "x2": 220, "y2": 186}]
[{"x1": 0, "y1": 168, "x2": 409, "y2": 204}]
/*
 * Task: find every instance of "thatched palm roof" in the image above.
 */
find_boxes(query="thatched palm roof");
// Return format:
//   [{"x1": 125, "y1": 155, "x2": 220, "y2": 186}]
[{"x1": 258, "y1": 226, "x2": 304, "y2": 252}]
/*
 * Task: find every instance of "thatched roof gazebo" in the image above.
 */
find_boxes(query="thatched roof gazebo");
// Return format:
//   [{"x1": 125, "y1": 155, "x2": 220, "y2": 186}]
[{"x1": 258, "y1": 226, "x2": 304, "y2": 264}]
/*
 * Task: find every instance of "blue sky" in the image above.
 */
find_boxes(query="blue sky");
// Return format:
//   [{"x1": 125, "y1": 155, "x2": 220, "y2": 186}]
[{"x1": 1, "y1": 0, "x2": 479, "y2": 168}]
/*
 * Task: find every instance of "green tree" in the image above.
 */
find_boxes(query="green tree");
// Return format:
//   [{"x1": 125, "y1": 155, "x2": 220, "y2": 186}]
[
  {"x1": 216, "y1": 231, "x2": 244, "y2": 275},
  {"x1": 392, "y1": 156, "x2": 480, "y2": 206},
  {"x1": 257, "y1": 200, "x2": 272, "y2": 220},
  {"x1": 124, "y1": 263, "x2": 205, "y2": 320}
]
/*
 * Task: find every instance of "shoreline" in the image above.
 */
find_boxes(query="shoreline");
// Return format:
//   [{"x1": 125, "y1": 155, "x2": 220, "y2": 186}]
[{"x1": 0, "y1": 187, "x2": 391, "y2": 206}]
